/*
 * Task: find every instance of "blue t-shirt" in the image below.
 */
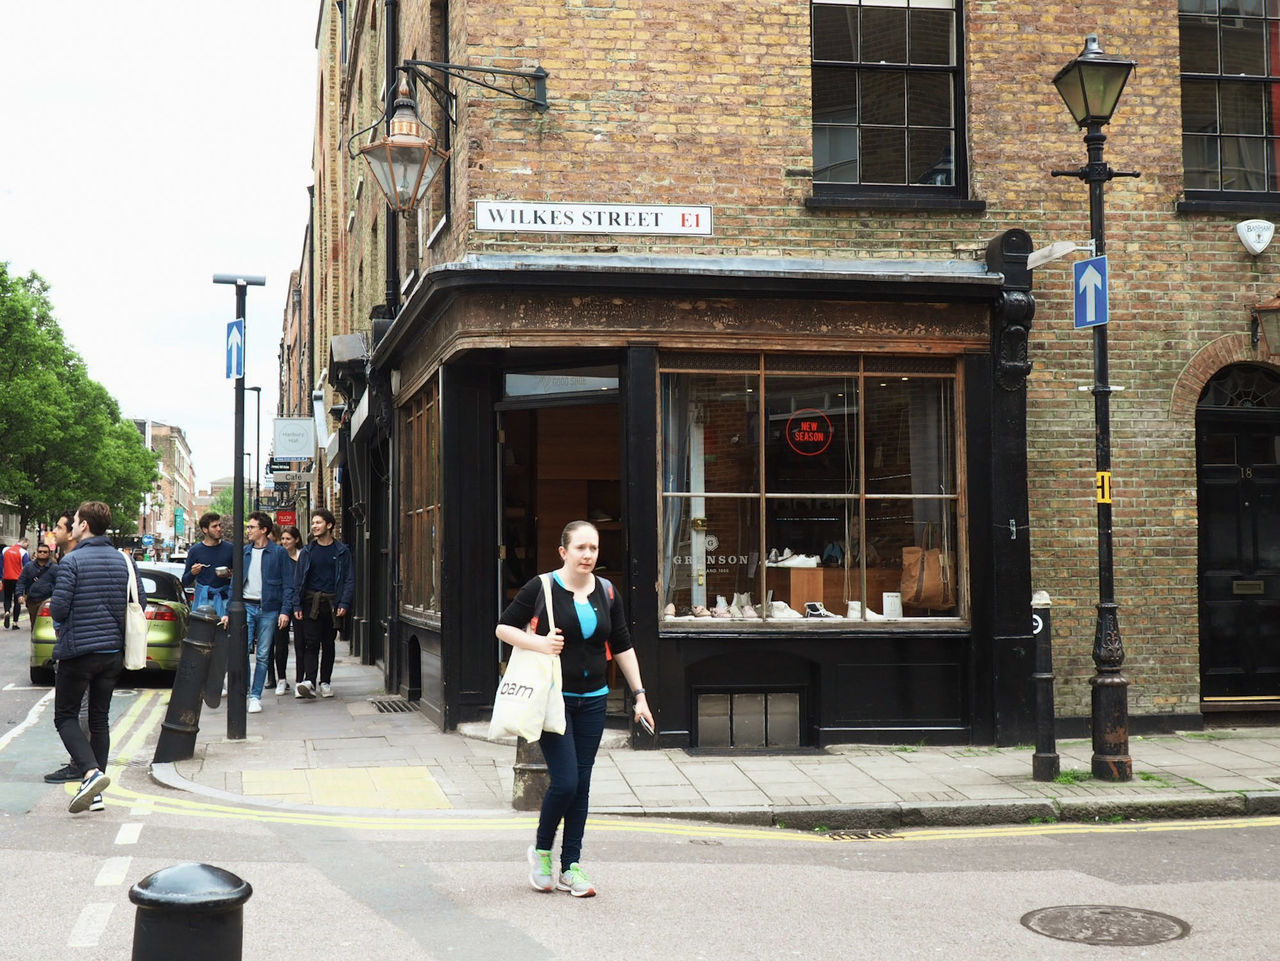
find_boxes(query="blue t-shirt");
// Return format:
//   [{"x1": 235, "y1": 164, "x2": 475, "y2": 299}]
[{"x1": 305, "y1": 541, "x2": 339, "y2": 595}]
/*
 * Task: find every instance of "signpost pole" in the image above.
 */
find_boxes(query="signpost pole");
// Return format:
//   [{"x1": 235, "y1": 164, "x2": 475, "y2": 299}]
[{"x1": 213, "y1": 274, "x2": 265, "y2": 741}]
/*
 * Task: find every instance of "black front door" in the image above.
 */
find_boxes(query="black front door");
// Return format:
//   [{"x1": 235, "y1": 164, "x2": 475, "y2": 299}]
[{"x1": 1198, "y1": 367, "x2": 1280, "y2": 701}]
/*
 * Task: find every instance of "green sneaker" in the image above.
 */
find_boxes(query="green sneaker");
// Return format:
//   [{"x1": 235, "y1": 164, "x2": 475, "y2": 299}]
[
  {"x1": 556, "y1": 862, "x2": 596, "y2": 898},
  {"x1": 527, "y1": 845, "x2": 554, "y2": 892}
]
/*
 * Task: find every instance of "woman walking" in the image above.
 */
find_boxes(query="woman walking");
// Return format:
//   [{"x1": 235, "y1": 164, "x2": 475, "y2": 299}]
[
  {"x1": 267, "y1": 525, "x2": 303, "y2": 695},
  {"x1": 496, "y1": 520, "x2": 654, "y2": 897}
]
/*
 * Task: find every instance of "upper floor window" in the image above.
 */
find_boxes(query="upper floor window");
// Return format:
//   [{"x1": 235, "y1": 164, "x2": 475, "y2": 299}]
[
  {"x1": 1180, "y1": 0, "x2": 1280, "y2": 196},
  {"x1": 811, "y1": 0, "x2": 962, "y2": 196}
]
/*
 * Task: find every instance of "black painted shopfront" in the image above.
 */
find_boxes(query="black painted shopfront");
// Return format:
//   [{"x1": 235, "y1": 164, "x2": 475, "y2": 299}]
[{"x1": 370, "y1": 237, "x2": 1039, "y2": 747}]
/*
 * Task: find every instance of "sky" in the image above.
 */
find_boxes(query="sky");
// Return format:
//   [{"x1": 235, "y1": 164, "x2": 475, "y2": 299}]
[{"x1": 0, "y1": 1, "x2": 319, "y2": 490}]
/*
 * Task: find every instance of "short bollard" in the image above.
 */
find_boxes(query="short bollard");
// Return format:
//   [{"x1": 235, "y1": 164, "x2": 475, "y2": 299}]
[
  {"x1": 1031, "y1": 590, "x2": 1060, "y2": 782},
  {"x1": 129, "y1": 862, "x2": 252, "y2": 961},
  {"x1": 153, "y1": 609, "x2": 222, "y2": 764},
  {"x1": 512, "y1": 735, "x2": 549, "y2": 811}
]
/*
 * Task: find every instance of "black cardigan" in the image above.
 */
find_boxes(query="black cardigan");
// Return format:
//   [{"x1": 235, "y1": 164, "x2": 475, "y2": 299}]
[{"x1": 499, "y1": 573, "x2": 632, "y2": 694}]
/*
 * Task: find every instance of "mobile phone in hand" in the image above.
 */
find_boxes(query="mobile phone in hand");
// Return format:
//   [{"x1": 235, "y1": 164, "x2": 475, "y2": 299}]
[{"x1": 639, "y1": 715, "x2": 655, "y2": 736}]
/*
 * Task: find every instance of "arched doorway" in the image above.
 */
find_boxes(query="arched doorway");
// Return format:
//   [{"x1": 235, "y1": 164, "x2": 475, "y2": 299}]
[{"x1": 1197, "y1": 364, "x2": 1280, "y2": 708}]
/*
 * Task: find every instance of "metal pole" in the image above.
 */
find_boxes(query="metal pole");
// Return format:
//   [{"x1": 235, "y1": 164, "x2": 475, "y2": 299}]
[
  {"x1": 1031, "y1": 591, "x2": 1059, "y2": 781},
  {"x1": 1083, "y1": 123, "x2": 1131, "y2": 782}
]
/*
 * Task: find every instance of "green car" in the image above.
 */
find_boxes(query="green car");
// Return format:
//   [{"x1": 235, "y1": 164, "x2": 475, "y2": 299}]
[{"x1": 29, "y1": 566, "x2": 191, "y2": 684}]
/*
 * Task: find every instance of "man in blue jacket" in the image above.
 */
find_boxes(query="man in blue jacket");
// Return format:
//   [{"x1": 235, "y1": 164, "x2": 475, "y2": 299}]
[
  {"x1": 50, "y1": 501, "x2": 146, "y2": 814},
  {"x1": 285, "y1": 508, "x2": 354, "y2": 699},
  {"x1": 237, "y1": 512, "x2": 290, "y2": 714}
]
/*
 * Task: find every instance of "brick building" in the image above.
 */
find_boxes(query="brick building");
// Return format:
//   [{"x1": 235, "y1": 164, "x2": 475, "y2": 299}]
[
  {"x1": 297, "y1": 0, "x2": 1280, "y2": 746},
  {"x1": 131, "y1": 419, "x2": 197, "y2": 554}
]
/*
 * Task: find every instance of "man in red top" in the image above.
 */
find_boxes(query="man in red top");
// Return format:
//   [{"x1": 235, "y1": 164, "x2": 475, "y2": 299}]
[{"x1": 3, "y1": 537, "x2": 30, "y2": 630}]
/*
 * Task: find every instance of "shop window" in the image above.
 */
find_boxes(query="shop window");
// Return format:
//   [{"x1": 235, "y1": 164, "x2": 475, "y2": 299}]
[
  {"x1": 401, "y1": 377, "x2": 441, "y2": 612},
  {"x1": 660, "y1": 355, "x2": 962, "y2": 627}
]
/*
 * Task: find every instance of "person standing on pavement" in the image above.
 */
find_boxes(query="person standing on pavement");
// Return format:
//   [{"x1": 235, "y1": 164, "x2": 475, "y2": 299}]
[
  {"x1": 496, "y1": 519, "x2": 655, "y2": 898},
  {"x1": 237, "y1": 512, "x2": 290, "y2": 714},
  {"x1": 181, "y1": 512, "x2": 234, "y2": 618},
  {"x1": 15, "y1": 540, "x2": 55, "y2": 626},
  {"x1": 50, "y1": 501, "x2": 146, "y2": 813},
  {"x1": 287, "y1": 509, "x2": 354, "y2": 700},
  {"x1": 3, "y1": 537, "x2": 31, "y2": 629},
  {"x1": 266, "y1": 524, "x2": 303, "y2": 696},
  {"x1": 32, "y1": 512, "x2": 81, "y2": 786}
]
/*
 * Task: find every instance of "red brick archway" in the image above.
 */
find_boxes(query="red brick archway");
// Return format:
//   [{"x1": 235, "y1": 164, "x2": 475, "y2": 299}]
[{"x1": 1170, "y1": 334, "x2": 1280, "y2": 419}]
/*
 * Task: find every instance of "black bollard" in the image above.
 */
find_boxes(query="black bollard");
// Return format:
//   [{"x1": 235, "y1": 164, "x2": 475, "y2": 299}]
[
  {"x1": 512, "y1": 735, "x2": 550, "y2": 811},
  {"x1": 129, "y1": 862, "x2": 252, "y2": 961},
  {"x1": 1031, "y1": 591, "x2": 1060, "y2": 781},
  {"x1": 153, "y1": 609, "x2": 222, "y2": 764}
]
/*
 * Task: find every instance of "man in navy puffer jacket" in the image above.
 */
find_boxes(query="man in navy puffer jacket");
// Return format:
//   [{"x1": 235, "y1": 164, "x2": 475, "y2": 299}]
[{"x1": 50, "y1": 501, "x2": 146, "y2": 814}]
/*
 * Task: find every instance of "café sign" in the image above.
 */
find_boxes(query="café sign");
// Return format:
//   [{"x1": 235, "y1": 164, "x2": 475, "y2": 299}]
[{"x1": 476, "y1": 200, "x2": 713, "y2": 236}]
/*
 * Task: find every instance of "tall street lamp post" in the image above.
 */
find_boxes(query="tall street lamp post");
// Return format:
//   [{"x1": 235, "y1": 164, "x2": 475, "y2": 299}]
[
  {"x1": 1052, "y1": 35, "x2": 1139, "y2": 782},
  {"x1": 213, "y1": 273, "x2": 265, "y2": 741},
  {"x1": 247, "y1": 386, "x2": 262, "y2": 511}
]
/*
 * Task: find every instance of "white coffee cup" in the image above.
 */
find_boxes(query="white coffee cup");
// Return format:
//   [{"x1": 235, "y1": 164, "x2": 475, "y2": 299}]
[{"x1": 882, "y1": 592, "x2": 903, "y2": 619}]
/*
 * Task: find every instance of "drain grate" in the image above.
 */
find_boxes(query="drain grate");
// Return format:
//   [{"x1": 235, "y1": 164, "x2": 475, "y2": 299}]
[
  {"x1": 826, "y1": 830, "x2": 900, "y2": 842},
  {"x1": 369, "y1": 697, "x2": 418, "y2": 714},
  {"x1": 1021, "y1": 905, "x2": 1190, "y2": 946}
]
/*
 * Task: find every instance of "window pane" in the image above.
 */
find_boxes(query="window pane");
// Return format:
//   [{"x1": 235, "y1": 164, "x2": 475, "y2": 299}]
[
  {"x1": 1180, "y1": 16, "x2": 1221, "y2": 74},
  {"x1": 1221, "y1": 81, "x2": 1265, "y2": 134},
  {"x1": 868, "y1": 498, "x2": 958, "y2": 615},
  {"x1": 1222, "y1": 17, "x2": 1265, "y2": 74},
  {"x1": 909, "y1": 9, "x2": 954, "y2": 65},
  {"x1": 860, "y1": 127, "x2": 907, "y2": 183},
  {"x1": 764, "y1": 498, "x2": 862, "y2": 618},
  {"x1": 764, "y1": 376, "x2": 858, "y2": 494},
  {"x1": 1222, "y1": 135, "x2": 1268, "y2": 189},
  {"x1": 861, "y1": 70, "x2": 906, "y2": 125},
  {"x1": 1184, "y1": 134, "x2": 1222, "y2": 189},
  {"x1": 814, "y1": 124, "x2": 860, "y2": 182},
  {"x1": 1222, "y1": 0, "x2": 1265, "y2": 14},
  {"x1": 661, "y1": 373, "x2": 759, "y2": 494},
  {"x1": 661, "y1": 496, "x2": 760, "y2": 616},
  {"x1": 1270, "y1": 137, "x2": 1280, "y2": 190},
  {"x1": 864, "y1": 377, "x2": 956, "y2": 495},
  {"x1": 813, "y1": 4, "x2": 858, "y2": 61},
  {"x1": 861, "y1": 7, "x2": 907, "y2": 63},
  {"x1": 1180, "y1": 0, "x2": 1219, "y2": 11},
  {"x1": 910, "y1": 129, "x2": 954, "y2": 185},
  {"x1": 908, "y1": 71, "x2": 953, "y2": 127},
  {"x1": 813, "y1": 66, "x2": 859, "y2": 124},
  {"x1": 1181, "y1": 79, "x2": 1219, "y2": 133}
]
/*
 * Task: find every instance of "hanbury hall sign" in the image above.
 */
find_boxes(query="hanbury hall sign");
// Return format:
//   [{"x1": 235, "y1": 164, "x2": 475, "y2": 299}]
[{"x1": 476, "y1": 201, "x2": 713, "y2": 236}]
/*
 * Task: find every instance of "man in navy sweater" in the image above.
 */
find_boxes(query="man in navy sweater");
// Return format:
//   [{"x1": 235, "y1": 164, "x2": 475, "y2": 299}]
[{"x1": 182, "y1": 512, "x2": 234, "y2": 617}]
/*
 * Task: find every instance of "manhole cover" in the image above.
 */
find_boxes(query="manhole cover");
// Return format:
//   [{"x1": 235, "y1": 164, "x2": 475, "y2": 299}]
[{"x1": 1021, "y1": 905, "x2": 1190, "y2": 946}]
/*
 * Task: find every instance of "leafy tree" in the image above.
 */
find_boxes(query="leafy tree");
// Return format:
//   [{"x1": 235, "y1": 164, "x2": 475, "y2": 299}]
[
  {"x1": 0, "y1": 263, "x2": 159, "y2": 534},
  {"x1": 208, "y1": 485, "x2": 253, "y2": 521}
]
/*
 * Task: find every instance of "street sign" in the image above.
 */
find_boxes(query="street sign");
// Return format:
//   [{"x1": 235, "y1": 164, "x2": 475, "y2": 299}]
[
  {"x1": 141, "y1": 533, "x2": 154, "y2": 547},
  {"x1": 276, "y1": 510, "x2": 297, "y2": 527},
  {"x1": 275, "y1": 471, "x2": 314, "y2": 483},
  {"x1": 226, "y1": 319, "x2": 245, "y2": 378},
  {"x1": 1073, "y1": 255, "x2": 1109, "y2": 329}
]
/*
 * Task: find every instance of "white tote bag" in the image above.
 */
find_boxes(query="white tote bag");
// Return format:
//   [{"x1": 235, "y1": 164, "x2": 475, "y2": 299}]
[
  {"x1": 120, "y1": 551, "x2": 149, "y2": 670},
  {"x1": 489, "y1": 574, "x2": 566, "y2": 741}
]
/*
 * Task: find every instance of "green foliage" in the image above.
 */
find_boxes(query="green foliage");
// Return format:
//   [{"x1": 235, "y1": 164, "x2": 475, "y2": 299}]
[
  {"x1": 208, "y1": 485, "x2": 253, "y2": 521},
  {"x1": 0, "y1": 263, "x2": 159, "y2": 533},
  {"x1": 1054, "y1": 769, "x2": 1091, "y2": 785}
]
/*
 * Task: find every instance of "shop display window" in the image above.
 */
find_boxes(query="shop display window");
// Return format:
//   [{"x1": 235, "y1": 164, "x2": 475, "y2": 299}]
[
  {"x1": 401, "y1": 377, "x2": 441, "y2": 613},
  {"x1": 660, "y1": 356, "x2": 962, "y2": 628}
]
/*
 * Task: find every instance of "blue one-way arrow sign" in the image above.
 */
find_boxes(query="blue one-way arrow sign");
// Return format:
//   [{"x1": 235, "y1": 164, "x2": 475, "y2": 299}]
[
  {"x1": 226, "y1": 319, "x2": 244, "y2": 378},
  {"x1": 1073, "y1": 255, "x2": 1109, "y2": 329}
]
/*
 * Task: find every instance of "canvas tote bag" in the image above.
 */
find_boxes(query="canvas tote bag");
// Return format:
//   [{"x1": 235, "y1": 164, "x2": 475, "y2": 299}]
[
  {"x1": 121, "y1": 551, "x2": 149, "y2": 670},
  {"x1": 489, "y1": 574, "x2": 566, "y2": 741}
]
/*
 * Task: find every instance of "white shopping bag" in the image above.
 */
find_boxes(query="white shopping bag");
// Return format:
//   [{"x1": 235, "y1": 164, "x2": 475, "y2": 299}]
[{"x1": 489, "y1": 573, "x2": 566, "y2": 741}]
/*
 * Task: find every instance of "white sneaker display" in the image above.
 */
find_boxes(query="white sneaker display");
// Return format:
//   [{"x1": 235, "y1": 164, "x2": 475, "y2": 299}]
[{"x1": 768, "y1": 601, "x2": 803, "y2": 619}]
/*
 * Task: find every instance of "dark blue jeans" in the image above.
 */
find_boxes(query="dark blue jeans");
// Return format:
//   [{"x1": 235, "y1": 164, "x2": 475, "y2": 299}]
[{"x1": 537, "y1": 693, "x2": 607, "y2": 871}]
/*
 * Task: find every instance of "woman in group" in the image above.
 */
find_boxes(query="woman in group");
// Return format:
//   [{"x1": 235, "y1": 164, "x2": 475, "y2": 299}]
[
  {"x1": 496, "y1": 519, "x2": 654, "y2": 898},
  {"x1": 266, "y1": 525, "x2": 303, "y2": 695}
]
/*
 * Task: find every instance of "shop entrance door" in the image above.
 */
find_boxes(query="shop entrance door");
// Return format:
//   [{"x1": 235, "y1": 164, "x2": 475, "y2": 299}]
[
  {"x1": 1197, "y1": 365, "x2": 1280, "y2": 705},
  {"x1": 497, "y1": 400, "x2": 625, "y2": 710}
]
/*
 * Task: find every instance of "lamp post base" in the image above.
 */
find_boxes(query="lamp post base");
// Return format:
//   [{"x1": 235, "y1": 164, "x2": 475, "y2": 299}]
[{"x1": 1090, "y1": 671, "x2": 1132, "y2": 781}]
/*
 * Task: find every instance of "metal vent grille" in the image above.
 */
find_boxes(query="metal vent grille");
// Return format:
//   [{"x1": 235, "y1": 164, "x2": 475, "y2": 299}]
[{"x1": 369, "y1": 697, "x2": 418, "y2": 714}]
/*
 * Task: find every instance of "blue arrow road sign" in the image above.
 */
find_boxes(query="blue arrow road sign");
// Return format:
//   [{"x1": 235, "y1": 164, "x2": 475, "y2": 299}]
[
  {"x1": 141, "y1": 533, "x2": 154, "y2": 547},
  {"x1": 226, "y1": 319, "x2": 244, "y2": 378},
  {"x1": 1073, "y1": 255, "x2": 1109, "y2": 329}
]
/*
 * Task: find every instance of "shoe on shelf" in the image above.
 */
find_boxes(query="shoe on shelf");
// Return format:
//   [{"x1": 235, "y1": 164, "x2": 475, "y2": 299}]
[
  {"x1": 712, "y1": 596, "x2": 733, "y2": 618},
  {"x1": 766, "y1": 548, "x2": 780, "y2": 564},
  {"x1": 44, "y1": 762, "x2": 81, "y2": 784},
  {"x1": 740, "y1": 604, "x2": 760, "y2": 619},
  {"x1": 804, "y1": 601, "x2": 841, "y2": 619},
  {"x1": 768, "y1": 601, "x2": 803, "y2": 620},
  {"x1": 88, "y1": 795, "x2": 104, "y2": 813},
  {"x1": 691, "y1": 605, "x2": 713, "y2": 618},
  {"x1": 557, "y1": 863, "x2": 597, "y2": 898},
  {"x1": 663, "y1": 603, "x2": 676, "y2": 621},
  {"x1": 69, "y1": 770, "x2": 110, "y2": 814},
  {"x1": 247, "y1": 697, "x2": 262, "y2": 714},
  {"x1": 296, "y1": 680, "x2": 316, "y2": 699},
  {"x1": 276, "y1": 679, "x2": 290, "y2": 696},
  {"x1": 527, "y1": 845, "x2": 554, "y2": 892},
  {"x1": 319, "y1": 682, "x2": 333, "y2": 698}
]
